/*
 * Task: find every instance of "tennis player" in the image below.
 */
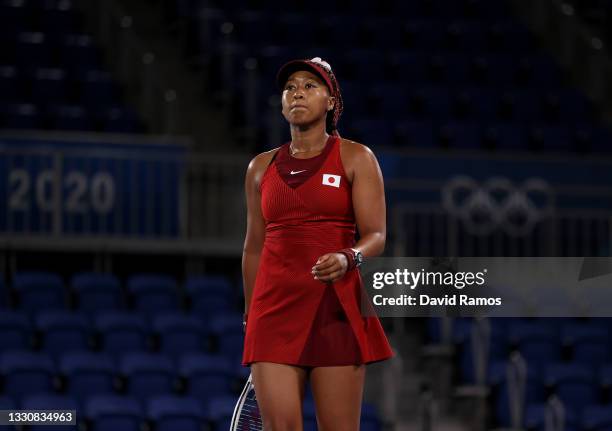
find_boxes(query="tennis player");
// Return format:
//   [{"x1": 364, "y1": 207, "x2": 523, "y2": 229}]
[{"x1": 241, "y1": 57, "x2": 393, "y2": 430}]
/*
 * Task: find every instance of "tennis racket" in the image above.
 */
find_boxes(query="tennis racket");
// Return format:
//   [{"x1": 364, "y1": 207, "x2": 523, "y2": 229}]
[{"x1": 230, "y1": 373, "x2": 263, "y2": 431}]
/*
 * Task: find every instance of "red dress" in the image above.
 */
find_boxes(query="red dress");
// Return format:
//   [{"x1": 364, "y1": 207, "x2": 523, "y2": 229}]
[{"x1": 242, "y1": 135, "x2": 393, "y2": 367}]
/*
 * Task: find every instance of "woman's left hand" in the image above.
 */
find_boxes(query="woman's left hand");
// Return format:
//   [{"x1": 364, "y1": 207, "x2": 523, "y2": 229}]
[{"x1": 312, "y1": 253, "x2": 349, "y2": 283}]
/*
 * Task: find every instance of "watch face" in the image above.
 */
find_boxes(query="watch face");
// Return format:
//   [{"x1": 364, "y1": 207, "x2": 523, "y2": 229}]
[{"x1": 355, "y1": 251, "x2": 364, "y2": 266}]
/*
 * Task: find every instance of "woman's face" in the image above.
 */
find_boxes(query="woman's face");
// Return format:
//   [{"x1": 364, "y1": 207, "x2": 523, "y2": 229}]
[{"x1": 281, "y1": 70, "x2": 334, "y2": 129}]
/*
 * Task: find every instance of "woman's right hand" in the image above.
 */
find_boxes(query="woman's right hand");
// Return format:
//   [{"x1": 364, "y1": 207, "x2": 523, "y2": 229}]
[{"x1": 311, "y1": 252, "x2": 349, "y2": 283}]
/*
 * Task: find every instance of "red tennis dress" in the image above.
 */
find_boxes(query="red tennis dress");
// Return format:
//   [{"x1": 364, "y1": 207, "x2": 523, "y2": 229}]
[{"x1": 242, "y1": 135, "x2": 394, "y2": 367}]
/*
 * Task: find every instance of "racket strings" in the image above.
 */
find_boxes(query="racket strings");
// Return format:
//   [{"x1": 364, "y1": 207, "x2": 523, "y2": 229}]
[{"x1": 233, "y1": 383, "x2": 264, "y2": 431}]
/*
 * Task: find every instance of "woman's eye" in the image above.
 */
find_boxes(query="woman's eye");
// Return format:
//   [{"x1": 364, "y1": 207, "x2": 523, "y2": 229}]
[{"x1": 306, "y1": 83, "x2": 314, "y2": 88}]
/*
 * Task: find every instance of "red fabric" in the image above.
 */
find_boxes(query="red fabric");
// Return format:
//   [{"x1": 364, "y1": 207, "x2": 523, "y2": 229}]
[
  {"x1": 242, "y1": 136, "x2": 393, "y2": 367},
  {"x1": 274, "y1": 134, "x2": 334, "y2": 188}
]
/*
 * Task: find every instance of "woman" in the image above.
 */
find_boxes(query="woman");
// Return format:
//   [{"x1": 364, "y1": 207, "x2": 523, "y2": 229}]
[{"x1": 241, "y1": 57, "x2": 393, "y2": 431}]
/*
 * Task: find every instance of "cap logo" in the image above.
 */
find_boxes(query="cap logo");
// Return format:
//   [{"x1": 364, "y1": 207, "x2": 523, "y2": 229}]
[{"x1": 310, "y1": 57, "x2": 332, "y2": 72}]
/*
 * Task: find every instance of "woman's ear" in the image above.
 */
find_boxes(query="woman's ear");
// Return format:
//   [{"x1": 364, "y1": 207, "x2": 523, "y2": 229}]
[{"x1": 328, "y1": 96, "x2": 335, "y2": 112}]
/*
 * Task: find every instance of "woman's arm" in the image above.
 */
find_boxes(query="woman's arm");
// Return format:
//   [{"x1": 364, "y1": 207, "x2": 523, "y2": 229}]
[
  {"x1": 242, "y1": 154, "x2": 268, "y2": 315},
  {"x1": 349, "y1": 143, "x2": 387, "y2": 257},
  {"x1": 312, "y1": 143, "x2": 386, "y2": 282}
]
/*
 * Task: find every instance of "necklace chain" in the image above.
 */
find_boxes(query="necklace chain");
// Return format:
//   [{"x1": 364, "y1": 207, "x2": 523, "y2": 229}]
[{"x1": 289, "y1": 141, "x2": 326, "y2": 156}]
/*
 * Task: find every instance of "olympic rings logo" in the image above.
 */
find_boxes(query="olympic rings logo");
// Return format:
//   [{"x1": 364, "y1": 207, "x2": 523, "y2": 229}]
[{"x1": 441, "y1": 176, "x2": 554, "y2": 236}]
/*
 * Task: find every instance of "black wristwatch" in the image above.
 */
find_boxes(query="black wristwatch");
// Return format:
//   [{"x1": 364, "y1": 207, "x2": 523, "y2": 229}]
[{"x1": 351, "y1": 248, "x2": 364, "y2": 268}]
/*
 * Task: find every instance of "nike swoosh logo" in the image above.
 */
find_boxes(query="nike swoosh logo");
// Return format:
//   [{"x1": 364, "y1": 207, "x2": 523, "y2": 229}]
[{"x1": 290, "y1": 170, "x2": 307, "y2": 175}]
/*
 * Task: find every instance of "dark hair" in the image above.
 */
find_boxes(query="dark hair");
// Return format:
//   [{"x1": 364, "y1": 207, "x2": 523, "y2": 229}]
[{"x1": 323, "y1": 67, "x2": 344, "y2": 136}]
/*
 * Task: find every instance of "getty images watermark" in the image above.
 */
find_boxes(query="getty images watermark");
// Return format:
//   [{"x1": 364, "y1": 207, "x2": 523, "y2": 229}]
[{"x1": 359, "y1": 257, "x2": 612, "y2": 318}]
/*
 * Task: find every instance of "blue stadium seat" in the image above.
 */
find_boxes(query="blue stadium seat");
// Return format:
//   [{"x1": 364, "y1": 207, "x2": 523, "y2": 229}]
[
  {"x1": 13, "y1": 271, "x2": 66, "y2": 312},
  {"x1": 562, "y1": 323, "x2": 610, "y2": 367},
  {"x1": 337, "y1": 81, "x2": 367, "y2": 116},
  {"x1": 78, "y1": 70, "x2": 118, "y2": 106},
  {"x1": 185, "y1": 275, "x2": 234, "y2": 315},
  {"x1": 394, "y1": 120, "x2": 436, "y2": 148},
  {"x1": 71, "y1": 272, "x2": 122, "y2": 312},
  {"x1": 317, "y1": 15, "x2": 360, "y2": 49},
  {"x1": 388, "y1": 51, "x2": 430, "y2": 84},
  {"x1": 544, "y1": 363, "x2": 597, "y2": 413},
  {"x1": 530, "y1": 125, "x2": 573, "y2": 152},
  {"x1": 22, "y1": 393, "x2": 79, "y2": 431},
  {"x1": 35, "y1": 310, "x2": 91, "y2": 356},
  {"x1": 234, "y1": 10, "x2": 273, "y2": 47},
  {"x1": 40, "y1": 2, "x2": 79, "y2": 36},
  {"x1": 85, "y1": 395, "x2": 142, "y2": 431},
  {"x1": 0, "y1": 0, "x2": 28, "y2": 37},
  {"x1": 488, "y1": 20, "x2": 534, "y2": 52},
  {"x1": 582, "y1": 404, "x2": 612, "y2": 431},
  {"x1": 599, "y1": 363, "x2": 612, "y2": 387},
  {"x1": 178, "y1": 352, "x2": 233, "y2": 402},
  {"x1": 210, "y1": 312, "x2": 246, "y2": 358},
  {"x1": 455, "y1": 87, "x2": 498, "y2": 120},
  {"x1": 0, "y1": 311, "x2": 30, "y2": 350},
  {"x1": 500, "y1": 89, "x2": 541, "y2": 121},
  {"x1": 410, "y1": 86, "x2": 453, "y2": 119},
  {"x1": 589, "y1": 127, "x2": 612, "y2": 153},
  {"x1": 31, "y1": 68, "x2": 67, "y2": 102},
  {"x1": 303, "y1": 398, "x2": 316, "y2": 431},
  {"x1": 488, "y1": 360, "x2": 546, "y2": 427},
  {"x1": 119, "y1": 352, "x2": 175, "y2": 399},
  {"x1": 0, "y1": 394, "x2": 16, "y2": 410},
  {"x1": 0, "y1": 102, "x2": 42, "y2": 129},
  {"x1": 152, "y1": 312, "x2": 208, "y2": 355},
  {"x1": 0, "y1": 276, "x2": 6, "y2": 308},
  {"x1": 362, "y1": 17, "x2": 404, "y2": 48},
  {"x1": 524, "y1": 402, "x2": 578, "y2": 431},
  {"x1": 368, "y1": 83, "x2": 408, "y2": 118},
  {"x1": 146, "y1": 395, "x2": 204, "y2": 431},
  {"x1": 361, "y1": 402, "x2": 382, "y2": 431},
  {"x1": 60, "y1": 34, "x2": 99, "y2": 74},
  {"x1": 59, "y1": 351, "x2": 116, "y2": 398},
  {"x1": 277, "y1": 13, "x2": 316, "y2": 46},
  {"x1": 94, "y1": 311, "x2": 148, "y2": 354},
  {"x1": 342, "y1": 49, "x2": 387, "y2": 82},
  {"x1": 127, "y1": 274, "x2": 180, "y2": 315},
  {"x1": 402, "y1": 19, "x2": 445, "y2": 50},
  {"x1": 431, "y1": 52, "x2": 472, "y2": 85},
  {"x1": 15, "y1": 32, "x2": 50, "y2": 67},
  {"x1": 206, "y1": 395, "x2": 239, "y2": 431},
  {"x1": 48, "y1": 104, "x2": 93, "y2": 131},
  {"x1": 0, "y1": 350, "x2": 56, "y2": 399},
  {"x1": 508, "y1": 321, "x2": 561, "y2": 364},
  {"x1": 350, "y1": 118, "x2": 394, "y2": 147},
  {"x1": 439, "y1": 122, "x2": 483, "y2": 149},
  {"x1": 0, "y1": 65, "x2": 20, "y2": 101},
  {"x1": 100, "y1": 107, "x2": 142, "y2": 133},
  {"x1": 485, "y1": 123, "x2": 528, "y2": 150}
]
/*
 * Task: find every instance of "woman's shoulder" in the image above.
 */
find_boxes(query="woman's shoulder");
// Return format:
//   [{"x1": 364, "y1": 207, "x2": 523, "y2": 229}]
[
  {"x1": 338, "y1": 137, "x2": 377, "y2": 163},
  {"x1": 246, "y1": 146, "x2": 283, "y2": 179}
]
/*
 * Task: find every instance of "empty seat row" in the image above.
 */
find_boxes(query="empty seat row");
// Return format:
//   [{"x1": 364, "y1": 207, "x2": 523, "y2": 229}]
[
  {"x1": 0, "y1": 272, "x2": 238, "y2": 313},
  {"x1": 0, "y1": 349, "x2": 242, "y2": 402},
  {"x1": 0, "y1": 67, "x2": 119, "y2": 104},
  {"x1": 0, "y1": 32, "x2": 99, "y2": 70},
  {"x1": 0, "y1": 0, "x2": 81, "y2": 37},
  {"x1": 339, "y1": 85, "x2": 590, "y2": 121},
  {"x1": 200, "y1": 7, "x2": 531, "y2": 52},
  {"x1": 346, "y1": 120, "x2": 610, "y2": 152},
  {"x1": 489, "y1": 359, "x2": 612, "y2": 428},
  {"x1": 0, "y1": 391, "x2": 383, "y2": 431},
  {"x1": 0, "y1": 103, "x2": 142, "y2": 133},
  {"x1": 0, "y1": 309, "x2": 243, "y2": 357}
]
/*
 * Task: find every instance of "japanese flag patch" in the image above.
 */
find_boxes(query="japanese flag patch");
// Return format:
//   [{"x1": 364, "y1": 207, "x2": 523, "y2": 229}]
[{"x1": 322, "y1": 174, "x2": 341, "y2": 188}]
